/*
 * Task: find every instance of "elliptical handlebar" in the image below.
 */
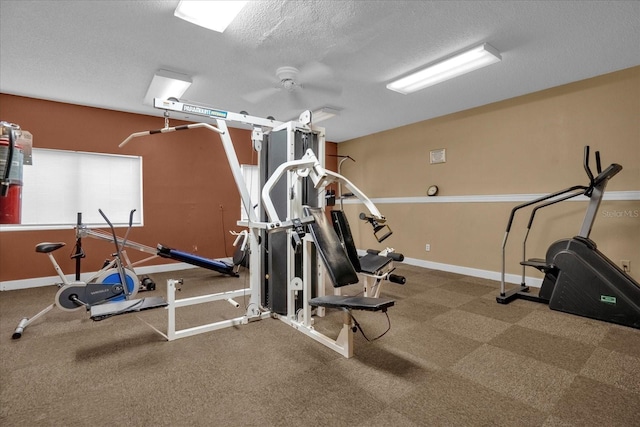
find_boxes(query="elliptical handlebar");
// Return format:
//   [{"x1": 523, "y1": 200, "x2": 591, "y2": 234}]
[
  {"x1": 500, "y1": 145, "x2": 623, "y2": 295},
  {"x1": 97, "y1": 209, "x2": 136, "y2": 254},
  {"x1": 99, "y1": 209, "x2": 118, "y2": 252},
  {"x1": 506, "y1": 145, "x2": 619, "y2": 234},
  {"x1": 98, "y1": 208, "x2": 136, "y2": 297},
  {"x1": 504, "y1": 185, "x2": 588, "y2": 233},
  {"x1": 583, "y1": 146, "x2": 595, "y2": 187},
  {"x1": 583, "y1": 146, "x2": 622, "y2": 194}
]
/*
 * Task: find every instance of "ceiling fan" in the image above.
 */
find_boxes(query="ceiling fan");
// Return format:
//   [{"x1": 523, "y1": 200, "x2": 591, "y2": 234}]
[{"x1": 242, "y1": 62, "x2": 341, "y2": 105}]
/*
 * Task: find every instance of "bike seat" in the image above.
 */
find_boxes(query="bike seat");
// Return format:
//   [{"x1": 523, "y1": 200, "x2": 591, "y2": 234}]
[{"x1": 35, "y1": 242, "x2": 66, "y2": 253}]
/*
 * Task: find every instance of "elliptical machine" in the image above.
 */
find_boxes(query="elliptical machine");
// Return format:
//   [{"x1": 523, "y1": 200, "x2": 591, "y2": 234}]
[
  {"x1": 12, "y1": 209, "x2": 167, "y2": 339},
  {"x1": 497, "y1": 147, "x2": 640, "y2": 329}
]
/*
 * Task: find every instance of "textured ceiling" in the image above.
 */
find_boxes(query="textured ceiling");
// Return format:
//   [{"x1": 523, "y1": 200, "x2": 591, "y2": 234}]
[{"x1": 1, "y1": 1, "x2": 639, "y2": 142}]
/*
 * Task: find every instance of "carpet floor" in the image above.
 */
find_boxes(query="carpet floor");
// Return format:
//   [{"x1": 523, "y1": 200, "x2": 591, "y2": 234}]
[{"x1": 1, "y1": 264, "x2": 639, "y2": 426}]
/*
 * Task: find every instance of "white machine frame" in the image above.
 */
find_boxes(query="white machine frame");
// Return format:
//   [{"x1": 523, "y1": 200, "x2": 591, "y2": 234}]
[
  {"x1": 259, "y1": 146, "x2": 387, "y2": 357},
  {"x1": 120, "y1": 98, "x2": 391, "y2": 356}
]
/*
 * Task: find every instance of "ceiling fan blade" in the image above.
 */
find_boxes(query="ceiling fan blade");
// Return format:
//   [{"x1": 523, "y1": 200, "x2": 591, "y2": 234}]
[
  {"x1": 303, "y1": 81, "x2": 343, "y2": 97},
  {"x1": 242, "y1": 87, "x2": 281, "y2": 104},
  {"x1": 289, "y1": 89, "x2": 305, "y2": 109},
  {"x1": 298, "y1": 61, "x2": 333, "y2": 82}
]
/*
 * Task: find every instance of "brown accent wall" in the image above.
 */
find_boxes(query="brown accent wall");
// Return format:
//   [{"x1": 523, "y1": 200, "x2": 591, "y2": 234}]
[
  {"x1": 338, "y1": 66, "x2": 640, "y2": 282},
  {"x1": 0, "y1": 94, "x2": 337, "y2": 282}
]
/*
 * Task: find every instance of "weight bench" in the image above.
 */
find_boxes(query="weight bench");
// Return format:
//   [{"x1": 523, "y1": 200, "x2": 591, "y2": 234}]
[
  {"x1": 300, "y1": 207, "x2": 394, "y2": 357},
  {"x1": 157, "y1": 244, "x2": 238, "y2": 277}
]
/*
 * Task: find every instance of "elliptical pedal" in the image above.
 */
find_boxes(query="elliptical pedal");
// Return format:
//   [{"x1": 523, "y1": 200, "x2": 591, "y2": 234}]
[{"x1": 521, "y1": 258, "x2": 556, "y2": 274}]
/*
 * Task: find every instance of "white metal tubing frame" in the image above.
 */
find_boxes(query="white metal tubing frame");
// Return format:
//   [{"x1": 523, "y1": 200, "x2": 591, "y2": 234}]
[
  {"x1": 162, "y1": 279, "x2": 270, "y2": 341},
  {"x1": 261, "y1": 148, "x2": 386, "y2": 228},
  {"x1": 362, "y1": 265, "x2": 395, "y2": 298},
  {"x1": 119, "y1": 112, "x2": 275, "y2": 340},
  {"x1": 77, "y1": 225, "x2": 158, "y2": 256},
  {"x1": 277, "y1": 236, "x2": 354, "y2": 358},
  {"x1": 153, "y1": 98, "x2": 284, "y2": 129},
  {"x1": 120, "y1": 102, "x2": 381, "y2": 356},
  {"x1": 13, "y1": 304, "x2": 55, "y2": 338},
  {"x1": 77, "y1": 226, "x2": 159, "y2": 269},
  {"x1": 45, "y1": 252, "x2": 71, "y2": 286},
  {"x1": 258, "y1": 143, "x2": 389, "y2": 357},
  {"x1": 120, "y1": 121, "x2": 267, "y2": 232}
]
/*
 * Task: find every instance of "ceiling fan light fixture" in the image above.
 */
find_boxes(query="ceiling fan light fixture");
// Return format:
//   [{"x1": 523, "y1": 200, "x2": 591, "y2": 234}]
[
  {"x1": 387, "y1": 43, "x2": 502, "y2": 94},
  {"x1": 174, "y1": 1, "x2": 248, "y2": 33},
  {"x1": 143, "y1": 69, "x2": 192, "y2": 106}
]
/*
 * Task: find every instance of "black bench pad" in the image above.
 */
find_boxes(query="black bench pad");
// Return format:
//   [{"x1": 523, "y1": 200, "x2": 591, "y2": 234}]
[
  {"x1": 309, "y1": 295, "x2": 394, "y2": 312},
  {"x1": 157, "y1": 244, "x2": 238, "y2": 277},
  {"x1": 304, "y1": 207, "x2": 359, "y2": 287},
  {"x1": 359, "y1": 253, "x2": 393, "y2": 274}
]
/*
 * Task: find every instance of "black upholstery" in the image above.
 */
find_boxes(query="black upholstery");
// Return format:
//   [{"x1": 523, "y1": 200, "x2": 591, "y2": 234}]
[
  {"x1": 330, "y1": 210, "x2": 361, "y2": 272},
  {"x1": 331, "y1": 210, "x2": 395, "y2": 275},
  {"x1": 359, "y1": 253, "x2": 393, "y2": 274},
  {"x1": 304, "y1": 207, "x2": 359, "y2": 287},
  {"x1": 35, "y1": 242, "x2": 66, "y2": 253},
  {"x1": 157, "y1": 244, "x2": 238, "y2": 277}
]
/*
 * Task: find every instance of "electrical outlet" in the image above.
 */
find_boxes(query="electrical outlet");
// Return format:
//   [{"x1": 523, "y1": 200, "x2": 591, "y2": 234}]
[
  {"x1": 425, "y1": 244, "x2": 431, "y2": 252},
  {"x1": 621, "y1": 260, "x2": 630, "y2": 272}
]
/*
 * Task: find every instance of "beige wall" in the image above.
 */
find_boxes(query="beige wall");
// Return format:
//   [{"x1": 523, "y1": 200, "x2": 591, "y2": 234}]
[
  {"x1": 338, "y1": 66, "x2": 640, "y2": 283},
  {"x1": 1, "y1": 67, "x2": 637, "y2": 285}
]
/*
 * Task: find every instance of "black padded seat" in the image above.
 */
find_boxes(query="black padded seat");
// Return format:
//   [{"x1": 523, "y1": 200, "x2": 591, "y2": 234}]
[
  {"x1": 35, "y1": 242, "x2": 66, "y2": 253},
  {"x1": 359, "y1": 253, "x2": 393, "y2": 274},
  {"x1": 309, "y1": 295, "x2": 394, "y2": 312}
]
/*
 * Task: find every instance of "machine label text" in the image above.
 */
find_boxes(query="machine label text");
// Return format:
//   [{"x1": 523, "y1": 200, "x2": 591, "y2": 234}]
[
  {"x1": 601, "y1": 209, "x2": 639, "y2": 218},
  {"x1": 182, "y1": 105, "x2": 228, "y2": 119}
]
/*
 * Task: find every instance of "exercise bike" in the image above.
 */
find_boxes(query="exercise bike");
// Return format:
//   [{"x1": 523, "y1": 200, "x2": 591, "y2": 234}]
[
  {"x1": 12, "y1": 209, "x2": 167, "y2": 339},
  {"x1": 497, "y1": 146, "x2": 640, "y2": 329}
]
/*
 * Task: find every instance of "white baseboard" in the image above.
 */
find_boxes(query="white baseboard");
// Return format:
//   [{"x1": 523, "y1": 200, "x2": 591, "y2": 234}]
[
  {"x1": 354, "y1": 250, "x2": 542, "y2": 288},
  {"x1": 1, "y1": 262, "x2": 198, "y2": 291},
  {"x1": 400, "y1": 256, "x2": 543, "y2": 288},
  {"x1": 1, "y1": 254, "x2": 538, "y2": 292}
]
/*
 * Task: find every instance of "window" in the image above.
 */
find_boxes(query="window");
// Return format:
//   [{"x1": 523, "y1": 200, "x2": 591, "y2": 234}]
[{"x1": 1, "y1": 148, "x2": 143, "y2": 230}]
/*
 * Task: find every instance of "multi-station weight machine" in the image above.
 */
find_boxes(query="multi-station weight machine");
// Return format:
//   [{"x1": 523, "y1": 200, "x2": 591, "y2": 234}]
[{"x1": 120, "y1": 98, "x2": 403, "y2": 357}]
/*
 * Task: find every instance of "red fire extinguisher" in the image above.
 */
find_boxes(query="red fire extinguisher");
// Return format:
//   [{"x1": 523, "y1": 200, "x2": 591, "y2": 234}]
[{"x1": 0, "y1": 121, "x2": 24, "y2": 224}]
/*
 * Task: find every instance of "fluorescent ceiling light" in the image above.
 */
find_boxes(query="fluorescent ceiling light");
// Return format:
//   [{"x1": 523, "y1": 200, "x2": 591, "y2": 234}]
[
  {"x1": 143, "y1": 69, "x2": 192, "y2": 106},
  {"x1": 387, "y1": 43, "x2": 502, "y2": 94},
  {"x1": 312, "y1": 107, "x2": 341, "y2": 123},
  {"x1": 174, "y1": 1, "x2": 248, "y2": 33}
]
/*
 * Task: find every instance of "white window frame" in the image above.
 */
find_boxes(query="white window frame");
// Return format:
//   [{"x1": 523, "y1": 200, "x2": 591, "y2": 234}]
[{"x1": 0, "y1": 148, "x2": 143, "y2": 231}]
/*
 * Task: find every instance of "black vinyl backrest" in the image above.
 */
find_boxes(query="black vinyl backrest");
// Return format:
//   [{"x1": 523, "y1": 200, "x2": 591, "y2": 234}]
[
  {"x1": 330, "y1": 210, "x2": 362, "y2": 272},
  {"x1": 304, "y1": 207, "x2": 359, "y2": 287}
]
